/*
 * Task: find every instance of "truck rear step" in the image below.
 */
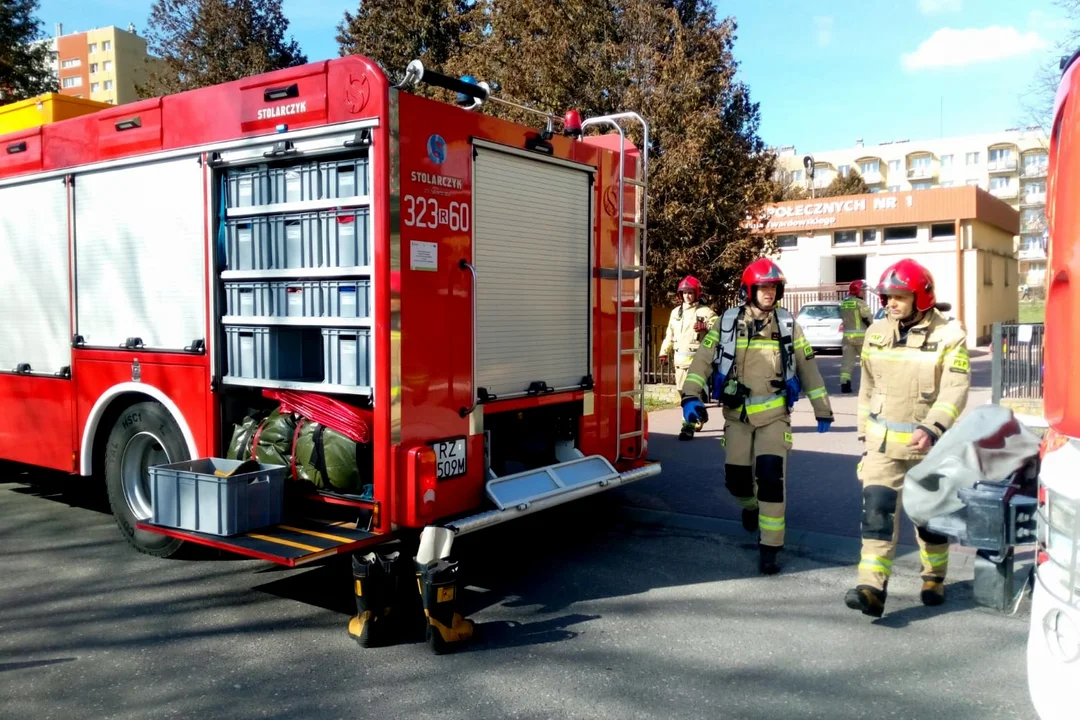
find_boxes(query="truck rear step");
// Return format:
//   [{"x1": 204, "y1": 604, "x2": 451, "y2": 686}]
[{"x1": 136, "y1": 517, "x2": 382, "y2": 567}]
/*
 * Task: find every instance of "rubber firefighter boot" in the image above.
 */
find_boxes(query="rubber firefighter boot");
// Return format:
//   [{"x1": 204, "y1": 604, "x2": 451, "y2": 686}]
[
  {"x1": 416, "y1": 558, "x2": 474, "y2": 654},
  {"x1": 840, "y1": 381, "x2": 852, "y2": 394},
  {"x1": 920, "y1": 579, "x2": 946, "y2": 606},
  {"x1": 348, "y1": 551, "x2": 400, "y2": 648},
  {"x1": 742, "y1": 507, "x2": 759, "y2": 533},
  {"x1": 678, "y1": 422, "x2": 696, "y2": 442},
  {"x1": 844, "y1": 585, "x2": 887, "y2": 618},
  {"x1": 759, "y1": 544, "x2": 780, "y2": 575}
]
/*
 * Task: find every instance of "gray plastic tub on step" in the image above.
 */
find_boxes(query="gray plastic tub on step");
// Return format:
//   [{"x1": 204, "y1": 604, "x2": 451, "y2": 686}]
[{"x1": 149, "y1": 458, "x2": 286, "y2": 536}]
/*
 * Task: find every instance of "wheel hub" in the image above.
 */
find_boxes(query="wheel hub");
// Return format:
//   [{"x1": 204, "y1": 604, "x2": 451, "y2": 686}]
[{"x1": 120, "y1": 431, "x2": 171, "y2": 520}]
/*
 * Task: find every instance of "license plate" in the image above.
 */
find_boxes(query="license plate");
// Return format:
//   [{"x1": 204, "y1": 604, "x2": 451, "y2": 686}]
[{"x1": 431, "y1": 438, "x2": 467, "y2": 480}]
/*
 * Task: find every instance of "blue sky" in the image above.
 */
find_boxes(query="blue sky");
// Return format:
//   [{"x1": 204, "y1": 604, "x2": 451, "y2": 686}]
[{"x1": 38, "y1": 0, "x2": 1071, "y2": 152}]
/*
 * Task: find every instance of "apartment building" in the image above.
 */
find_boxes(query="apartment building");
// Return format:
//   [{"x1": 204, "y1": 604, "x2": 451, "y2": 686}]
[
  {"x1": 776, "y1": 128, "x2": 1049, "y2": 286},
  {"x1": 53, "y1": 24, "x2": 153, "y2": 106}
]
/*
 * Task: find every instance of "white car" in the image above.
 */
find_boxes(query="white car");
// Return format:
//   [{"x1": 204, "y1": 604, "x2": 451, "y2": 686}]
[{"x1": 796, "y1": 301, "x2": 844, "y2": 353}]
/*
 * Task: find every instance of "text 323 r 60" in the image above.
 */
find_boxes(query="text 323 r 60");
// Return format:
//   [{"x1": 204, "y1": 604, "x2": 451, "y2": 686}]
[{"x1": 403, "y1": 195, "x2": 471, "y2": 232}]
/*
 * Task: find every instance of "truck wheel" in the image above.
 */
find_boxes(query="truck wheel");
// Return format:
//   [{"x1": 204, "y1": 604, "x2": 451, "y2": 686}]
[{"x1": 104, "y1": 401, "x2": 189, "y2": 557}]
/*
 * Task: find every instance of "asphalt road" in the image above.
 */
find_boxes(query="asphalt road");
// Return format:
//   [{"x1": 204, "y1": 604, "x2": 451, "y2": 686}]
[{"x1": 0, "y1": 351, "x2": 1036, "y2": 719}]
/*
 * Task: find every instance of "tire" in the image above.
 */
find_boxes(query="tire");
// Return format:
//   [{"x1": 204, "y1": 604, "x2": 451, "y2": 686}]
[{"x1": 103, "y1": 401, "x2": 190, "y2": 558}]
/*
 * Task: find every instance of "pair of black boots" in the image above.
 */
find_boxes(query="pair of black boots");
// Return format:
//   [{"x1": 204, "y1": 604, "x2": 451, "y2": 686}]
[{"x1": 348, "y1": 551, "x2": 474, "y2": 654}]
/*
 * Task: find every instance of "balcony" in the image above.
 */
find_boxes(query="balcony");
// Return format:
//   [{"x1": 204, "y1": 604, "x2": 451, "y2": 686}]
[
  {"x1": 990, "y1": 184, "x2": 1019, "y2": 199},
  {"x1": 1019, "y1": 246, "x2": 1048, "y2": 260},
  {"x1": 1022, "y1": 191, "x2": 1047, "y2": 206},
  {"x1": 1022, "y1": 163, "x2": 1049, "y2": 178},
  {"x1": 987, "y1": 158, "x2": 1018, "y2": 173},
  {"x1": 907, "y1": 166, "x2": 936, "y2": 180},
  {"x1": 862, "y1": 170, "x2": 883, "y2": 184}
]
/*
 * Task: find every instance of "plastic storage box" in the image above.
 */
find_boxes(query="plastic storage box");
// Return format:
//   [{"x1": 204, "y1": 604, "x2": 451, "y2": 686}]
[
  {"x1": 149, "y1": 458, "x2": 286, "y2": 536},
  {"x1": 323, "y1": 279, "x2": 370, "y2": 318},
  {"x1": 320, "y1": 158, "x2": 369, "y2": 199},
  {"x1": 225, "y1": 281, "x2": 274, "y2": 317},
  {"x1": 271, "y1": 280, "x2": 322, "y2": 317},
  {"x1": 323, "y1": 328, "x2": 371, "y2": 386},
  {"x1": 226, "y1": 217, "x2": 273, "y2": 270},
  {"x1": 227, "y1": 163, "x2": 321, "y2": 207},
  {"x1": 226, "y1": 326, "x2": 324, "y2": 380},
  {"x1": 269, "y1": 213, "x2": 321, "y2": 269},
  {"x1": 321, "y1": 208, "x2": 369, "y2": 268},
  {"x1": 227, "y1": 165, "x2": 271, "y2": 208}
]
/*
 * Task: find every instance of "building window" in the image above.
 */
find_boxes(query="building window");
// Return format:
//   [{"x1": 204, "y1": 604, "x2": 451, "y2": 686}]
[
  {"x1": 860, "y1": 160, "x2": 879, "y2": 175},
  {"x1": 888, "y1": 185, "x2": 901, "y2": 192},
  {"x1": 966, "y1": 152, "x2": 980, "y2": 165},
  {"x1": 883, "y1": 225, "x2": 918, "y2": 243},
  {"x1": 88, "y1": 43, "x2": 97, "y2": 53},
  {"x1": 103, "y1": 61, "x2": 113, "y2": 72},
  {"x1": 90, "y1": 82, "x2": 100, "y2": 92},
  {"x1": 838, "y1": 164, "x2": 850, "y2": 177},
  {"x1": 776, "y1": 234, "x2": 798, "y2": 249},
  {"x1": 104, "y1": 80, "x2": 114, "y2": 90},
  {"x1": 989, "y1": 176, "x2": 1011, "y2": 190},
  {"x1": 61, "y1": 76, "x2": 82, "y2": 88},
  {"x1": 60, "y1": 58, "x2": 80, "y2": 69},
  {"x1": 941, "y1": 154, "x2": 954, "y2": 167},
  {"x1": 791, "y1": 169, "x2": 804, "y2": 182},
  {"x1": 912, "y1": 182, "x2": 932, "y2": 190},
  {"x1": 983, "y1": 256, "x2": 993, "y2": 285},
  {"x1": 1005, "y1": 261, "x2": 1010, "y2": 287},
  {"x1": 861, "y1": 228, "x2": 878, "y2": 244},
  {"x1": 931, "y1": 223, "x2": 956, "y2": 240},
  {"x1": 911, "y1": 155, "x2": 932, "y2": 170},
  {"x1": 941, "y1": 181, "x2": 954, "y2": 188},
  {"x1": 1024, "y1": 153, "x2": 1049, "y2": 175},
  {"x1": 888, "y1": 159, "x2": 902, "y2": 172},
  {"x1": 103, "y1": 41, "x2": 112, "y2": 51},
  {"x1": 833, "y1": 230, "x2": 858, "y2": 246},
  {"x1": 1025, "y1": 180, "x2": 1047, "y2": 194},
  {"x1": 90, "y1": 63, "x2": 98, "y2": 73},
  {"x1": 989, "y1": 148, "x2": 1012, "y2": 163}
]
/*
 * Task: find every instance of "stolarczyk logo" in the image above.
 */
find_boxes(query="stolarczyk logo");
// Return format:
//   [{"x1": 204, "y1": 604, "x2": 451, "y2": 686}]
[{"x1": 427, "y1": 134, "x2": 447, "y2": 165}]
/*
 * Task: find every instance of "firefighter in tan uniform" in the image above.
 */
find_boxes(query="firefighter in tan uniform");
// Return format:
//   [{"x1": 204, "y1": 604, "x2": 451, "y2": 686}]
[
  {"x1": 845, "y1": 259, "x2": 971, "y2": 618},
  {"x1": 839, "y1": 279, "x2": 873, "y2": 394},
  {"x1": 658, "y1": 275, "x2": 717, "y2": 440},
  {"x1": 681, "y1": 258, "x2": 834, "y2": 574}
]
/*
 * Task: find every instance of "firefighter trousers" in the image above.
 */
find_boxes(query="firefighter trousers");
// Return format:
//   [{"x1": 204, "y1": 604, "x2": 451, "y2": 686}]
[
  {"x1": 857, "y1": 449, "x2": 951, "y2": 591},
  {"x1": 840, "y1": 340, "x2": 863, "y2": 384},
  {"x1": 722, "y1": 418, "x2": 793, "y2": 547}
]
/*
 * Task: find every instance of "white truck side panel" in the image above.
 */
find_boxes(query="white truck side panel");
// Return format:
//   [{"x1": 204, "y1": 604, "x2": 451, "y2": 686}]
[
  {"x1": 0, "y1": 178, "x2": 71, "y2": 374},
  {"x1": 75, "y1": 157, "x2": 206, "y2": 350},
  {"x1": 473, "y1": 147, "x2": 592, "y2": 398}
]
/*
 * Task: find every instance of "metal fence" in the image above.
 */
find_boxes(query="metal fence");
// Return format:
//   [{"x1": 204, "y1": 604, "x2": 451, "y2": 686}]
[{"x1": 991, "y1": 322, "x2": 1045, "y2": 402}]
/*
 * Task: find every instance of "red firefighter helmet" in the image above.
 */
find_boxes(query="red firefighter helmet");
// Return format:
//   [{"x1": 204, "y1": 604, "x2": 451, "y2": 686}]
[
  {"x1": 849, "y1": 279, "x2": 867, "y2": 296},
  {"x1": 740, "y1": 258, "x2": 786, "y2": 302},
  {"x1": 876, "y1": 259, "x2": 936, "y2": 312},
  {"x1": 677, "y1": 275, "x2": 702, "y2": 299}
]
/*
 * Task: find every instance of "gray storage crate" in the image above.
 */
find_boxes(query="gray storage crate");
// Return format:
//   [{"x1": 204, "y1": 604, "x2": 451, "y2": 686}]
[
  {"x1": 226, "y1": 217, "x2": 273, "y2": 270},
  {"x1": 321, "y1": 208, "x2": 369, "y2": 268},
  {"x1": 225, "y1": 281, "x2": 274, "y2": 317},
  {"x1": 226, "y1": 326, "x2": 324, "y2": 380},
  {"x1": 320, "y1": 158, "x2": 369, "y2": 199},
  {"x1": 227, "y1": 165, "x2": 271, "y2": 208},
  {"x1": 322, "y1": 328, "x2": 371, "y2": 386},
  {"x1": 269, "y1": 213, "x2": 321, "y2": 269},
  {"x1": 268, "y1": 164, "x2": 320, "y2": 205},
  {"x1": 271, "y1": 280, "x2": 322, "y2": 317},
  {"x1": 150, "y1": 458, "x2": 286, "y2": 536},
  {"x1": 323, "y1": 279, "x2": 370, "y2": 318}
]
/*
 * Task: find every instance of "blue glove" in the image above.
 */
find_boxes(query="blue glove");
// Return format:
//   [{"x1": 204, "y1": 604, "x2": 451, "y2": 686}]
[
  {"x1": 711, "y1": 371, "x2": 725, "y2": 402},
  {"x1": 682, "y1": 397, "x2": 708, "y2": 425},
  {"x1": 784, "y1": 376, "x2": 802, "y2": 410},
  {"x1": 817, "y1": 418, "x2": 833, "y2": 433}
]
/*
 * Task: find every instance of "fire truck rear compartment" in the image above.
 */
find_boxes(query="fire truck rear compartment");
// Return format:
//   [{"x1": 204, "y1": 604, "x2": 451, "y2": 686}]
[{"x1": 483, "y1": 401, "x2": 582, "y2": 477}]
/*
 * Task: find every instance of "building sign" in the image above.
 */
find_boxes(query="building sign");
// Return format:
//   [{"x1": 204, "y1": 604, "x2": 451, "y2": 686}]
[{"x1": 763, "y1": 194, "x2": 915, "y2": 229}]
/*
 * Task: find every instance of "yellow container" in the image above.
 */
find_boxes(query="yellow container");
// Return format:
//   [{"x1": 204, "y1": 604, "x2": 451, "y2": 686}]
[{"x1": 0, "y1": 93, "x2": 111, "y2": 135}]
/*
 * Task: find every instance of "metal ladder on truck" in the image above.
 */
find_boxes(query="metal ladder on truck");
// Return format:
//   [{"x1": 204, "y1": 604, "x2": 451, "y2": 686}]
[{"x1": 581, "y1": 113, "x2": 650, "y2": 461}]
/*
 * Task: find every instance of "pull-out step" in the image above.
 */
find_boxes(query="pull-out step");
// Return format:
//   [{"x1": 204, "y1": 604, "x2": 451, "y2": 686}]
[{"x1": 136, "y1": 517, "x2": 382, "y2": 567}]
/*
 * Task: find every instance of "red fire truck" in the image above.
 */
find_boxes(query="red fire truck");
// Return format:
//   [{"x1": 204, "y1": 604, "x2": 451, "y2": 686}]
[
  {"x1": 0, "y1": 55, "x2": 659, "y2": 568},
  {"x1": 1028, "y1": 49, "x2": 1080, "y2": 720}
]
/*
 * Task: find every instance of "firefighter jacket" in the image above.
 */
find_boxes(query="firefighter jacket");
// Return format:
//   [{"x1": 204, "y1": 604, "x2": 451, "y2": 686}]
[
  {"x1": 857, "y1": 310, "x2": 971, "y2": 461},
  {"x1": 659, "y1": 302, "x2": 718, "y2": 369},
  {"x1": 681, "y1": 306, "x2": 833, "y2": 428},
  {"x1": 840, "y1": 296, "x2": 873, "y2": 343}
]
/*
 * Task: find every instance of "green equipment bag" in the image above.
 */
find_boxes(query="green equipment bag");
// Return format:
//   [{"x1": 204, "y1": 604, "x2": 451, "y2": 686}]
[
  {"x1": 293, "y1": 420, "x2": 372, "y2": 497},
  {"x1": 226, "y1": 408, "x2": 297, "y2": 467}
]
